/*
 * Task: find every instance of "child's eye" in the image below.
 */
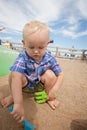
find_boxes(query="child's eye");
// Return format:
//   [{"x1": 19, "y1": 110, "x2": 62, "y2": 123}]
[
  {"x1": 29, "y1": 46, "x2": 34, "y2": 49},
  {"x1": 39, "y1": 47, "x2": 45, "y2": 49}
]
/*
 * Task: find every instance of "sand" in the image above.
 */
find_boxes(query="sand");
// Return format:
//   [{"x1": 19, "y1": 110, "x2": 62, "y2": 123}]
[{"x1": 0, "y1": 58, "x2": 87, "y2": 130}]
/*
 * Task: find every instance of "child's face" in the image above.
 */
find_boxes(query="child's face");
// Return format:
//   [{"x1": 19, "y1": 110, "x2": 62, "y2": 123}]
[{"x1": 23, "y1": 29, "x2": 50, "y2": 62}]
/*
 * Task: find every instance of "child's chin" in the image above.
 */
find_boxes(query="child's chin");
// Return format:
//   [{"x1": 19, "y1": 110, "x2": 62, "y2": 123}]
[{"x1": 34, "y1": 57, "x2": 41, "y2": 62}]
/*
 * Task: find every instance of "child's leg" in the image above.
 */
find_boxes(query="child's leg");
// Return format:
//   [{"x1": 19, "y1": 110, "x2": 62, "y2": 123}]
[
  {"x1": 41, "y1": 70, "x2": 60, "y2": 110},
  {"x1": 1, "y1": 73, "x2": 28, "y2": 108}
]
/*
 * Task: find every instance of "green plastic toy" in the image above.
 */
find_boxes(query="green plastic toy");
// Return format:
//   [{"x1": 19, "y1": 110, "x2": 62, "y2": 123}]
[{"x1": 34, "y1": 90, "x2": 48, "y2": 104}]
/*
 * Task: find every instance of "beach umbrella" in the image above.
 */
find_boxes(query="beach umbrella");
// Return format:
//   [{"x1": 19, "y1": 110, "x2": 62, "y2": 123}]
[
  {"x1": 0, "y1": 46, "x2": 18, "y2": 76},
  {"x1": 9, "y1": 106, "x2": 35, "y2": 130}
]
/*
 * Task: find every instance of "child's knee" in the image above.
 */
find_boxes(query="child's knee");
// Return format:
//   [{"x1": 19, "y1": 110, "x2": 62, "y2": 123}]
[
  {"x1": 45, "y1": 69, "x2": 56, "y2": 78},
  {"x1": 41, "y1": 69, "x2": 56, "y2": 82},
  {"x1": 9, "y1": 72, "x2": 27, "y2": 86}
]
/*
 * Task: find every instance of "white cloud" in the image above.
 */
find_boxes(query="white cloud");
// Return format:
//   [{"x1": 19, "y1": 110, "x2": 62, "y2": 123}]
[
  {"x1": 0, "y1": 0, "x2": 87, "y2": 40},
  {"x1": 0, "y1": 0, "x2": 67, "y2": 30},
  {"x1": 77, "y1": 0, "x2": 87, "y2": 19},
  {"x1": 20, "y1": 0, "x2": 67, "y2": 26},
  {"x1": 76, "y1": 30, "x2": 87, "y2": 37},
  {"x1": 56, "y1": 27, "x2": 87, "y2": 39},
  {"x1": 0, "y1": 0, "x2": 27, "y2": 30}
]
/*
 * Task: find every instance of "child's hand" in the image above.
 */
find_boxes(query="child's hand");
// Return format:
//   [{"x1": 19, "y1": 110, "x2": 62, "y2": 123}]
[{"x1": 10, "y1": 103, "x2": 24, "y2": 123}]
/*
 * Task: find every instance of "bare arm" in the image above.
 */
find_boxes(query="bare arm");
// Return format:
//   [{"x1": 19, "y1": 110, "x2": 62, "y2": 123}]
[
  {"x1": 48, "y1": 72, "x2": 64, "y2": 100},
  {"x1": 10, "y1": 72, "x2": 24, "y2": 122},
  {"x1": 11, "y1": 72, "x2": 23, "y2": 104},
  {"x1": 53, "y1": 72, "x2": 64, "y2": 91}
]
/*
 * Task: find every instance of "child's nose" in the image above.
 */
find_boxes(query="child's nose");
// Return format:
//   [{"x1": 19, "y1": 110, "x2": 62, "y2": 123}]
[{"x1": 34, "y1": 49, "x2": 39, "y2": 53}]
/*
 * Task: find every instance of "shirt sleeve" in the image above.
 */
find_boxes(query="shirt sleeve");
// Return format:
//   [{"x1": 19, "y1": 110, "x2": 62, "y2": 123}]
[
  {"x1": 10, "y1": 55, "x2": 26, "y2": 74},
  {"x1": 50, "y1": 57, "x2": 62, "y2": 75}
]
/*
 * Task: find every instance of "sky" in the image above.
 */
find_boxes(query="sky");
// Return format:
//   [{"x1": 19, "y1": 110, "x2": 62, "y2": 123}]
[{"x1": 0, "y1": 0, "x2": 87, "y2": 49}]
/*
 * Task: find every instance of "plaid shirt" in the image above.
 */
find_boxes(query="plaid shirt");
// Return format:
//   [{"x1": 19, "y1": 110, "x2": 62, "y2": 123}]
[{"x1": 10, "y1": 50, "x2": 62, "y2": 88}]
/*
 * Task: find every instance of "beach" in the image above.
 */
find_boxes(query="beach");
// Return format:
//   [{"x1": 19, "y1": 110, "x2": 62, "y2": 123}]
[{"x1": 0, "y1": 58, "x2": 87, "y2": 130}]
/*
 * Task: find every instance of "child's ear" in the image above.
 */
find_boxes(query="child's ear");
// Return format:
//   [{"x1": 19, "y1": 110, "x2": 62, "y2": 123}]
[
  {"x1": 22, "y1": 40, "x2": 26, "y2": 49},
  {"x1": 47, "y1": 40, "x2": 53, "y2": 44}
]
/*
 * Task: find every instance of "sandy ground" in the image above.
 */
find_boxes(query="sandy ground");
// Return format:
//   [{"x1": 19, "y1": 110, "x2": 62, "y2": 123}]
[{"x1": 0, "y1": 58, "x2": 87, "y2": 130}]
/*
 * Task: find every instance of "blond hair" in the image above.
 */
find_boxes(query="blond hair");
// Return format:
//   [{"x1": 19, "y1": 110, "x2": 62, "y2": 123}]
[{"x1": 23, "y1": 21, "x2": 50, "y2": 41}]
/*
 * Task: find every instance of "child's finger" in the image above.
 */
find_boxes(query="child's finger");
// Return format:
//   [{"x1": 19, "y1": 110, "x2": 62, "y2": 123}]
[
  {"x1": 14, "y1": 115, "x2": 21, "y2": 121},
  {"x1": 18, "y1": 116, "x2": 24, "y2": 123},
  {"x1": 10, "y1": 110, "x2": 16, "y2": 115}
]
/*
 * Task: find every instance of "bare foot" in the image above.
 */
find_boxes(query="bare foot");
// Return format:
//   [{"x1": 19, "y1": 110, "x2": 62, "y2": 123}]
[
  {"x1": 1, "y1": 95, "x2": 13, "y2": 108},
  {"x1": 47, "y1": 99, "x2": 60, "y2": 110}
]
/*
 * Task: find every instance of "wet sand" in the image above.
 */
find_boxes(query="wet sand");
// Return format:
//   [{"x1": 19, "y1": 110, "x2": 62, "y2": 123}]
[{"x1": 0, "y1": 58, "x2": 87, "y2": 130}]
